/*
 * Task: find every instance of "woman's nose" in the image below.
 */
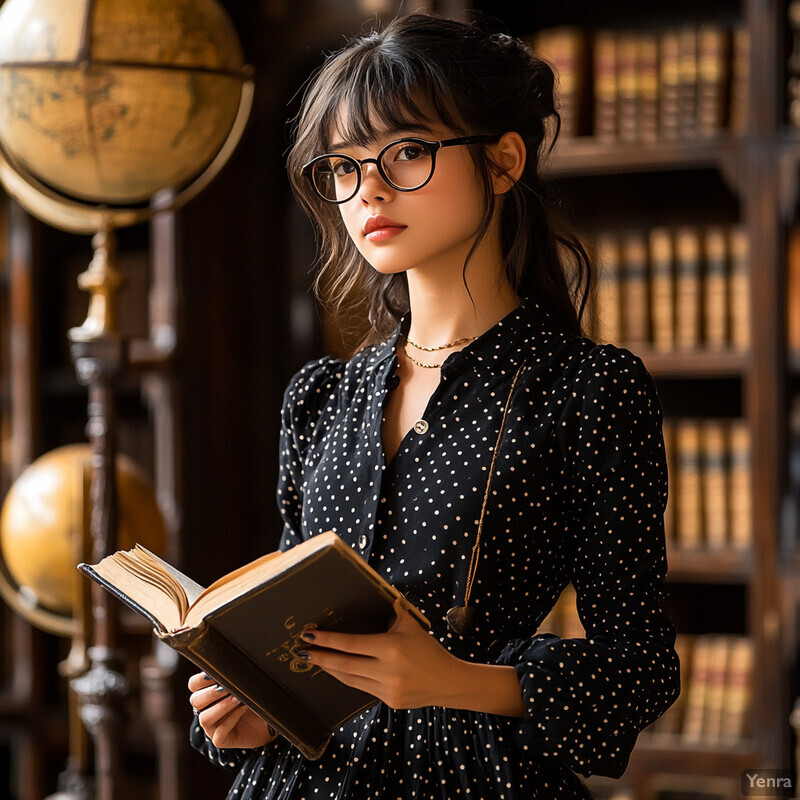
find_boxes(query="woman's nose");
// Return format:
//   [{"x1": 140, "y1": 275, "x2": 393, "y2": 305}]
[{"x1": 359, "y1": 161, "x2": 392, "y2": 203}]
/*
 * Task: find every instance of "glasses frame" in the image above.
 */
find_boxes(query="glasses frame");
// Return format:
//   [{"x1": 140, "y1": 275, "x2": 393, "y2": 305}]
[{"x1": 300, "y1": 134, "x2": 499, "y2": 204}]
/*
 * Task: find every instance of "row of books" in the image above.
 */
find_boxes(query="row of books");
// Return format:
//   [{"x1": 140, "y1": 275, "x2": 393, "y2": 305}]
[
  {"x1": 529, "y1": 24, "x2": 748, "y2": 141},
  {"x1": 645, "y1": 634, "x2": 753, "y2": 744},
  {"x1": 663, "y1": 418, "x2": 751, "y2": 552},
  {"x1": 587, "y1": 226, "x2": 750, "y2": 352}
]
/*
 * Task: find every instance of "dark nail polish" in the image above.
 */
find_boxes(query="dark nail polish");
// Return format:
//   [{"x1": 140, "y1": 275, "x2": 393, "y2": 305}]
[
  {"x1": 297, "y1": 650, "x2": 310, "y2": 660},
  {"x1": 301, "y1": 631, "x2": 315, "y2": 642},
  {"x1": 202, "y1": 673, "x2": 211, "y2": 680},
  {"x1": 214, "y1": 684, "x2": 227, "y2": 693},
  {"x1": 268, "y1": 724, "x2": 276, "y2": 736}
]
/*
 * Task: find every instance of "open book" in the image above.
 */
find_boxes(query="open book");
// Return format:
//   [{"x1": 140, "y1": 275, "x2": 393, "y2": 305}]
[{"x1": 79, "y1": 531, "x2": 429, "y2": 760}]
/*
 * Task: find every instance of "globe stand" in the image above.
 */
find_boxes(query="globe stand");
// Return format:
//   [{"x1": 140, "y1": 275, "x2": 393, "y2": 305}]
[{"x1": 67, "y1": 227, "x2": 130, "y2": 800}]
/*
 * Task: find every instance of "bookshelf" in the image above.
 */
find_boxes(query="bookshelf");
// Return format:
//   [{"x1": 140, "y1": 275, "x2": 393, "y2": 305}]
[{"x1": 431, "y1": 0, "x2": 794, "y2": 797}]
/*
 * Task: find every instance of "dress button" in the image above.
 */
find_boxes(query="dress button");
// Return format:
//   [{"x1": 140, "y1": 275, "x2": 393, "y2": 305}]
[
  {"x1": 413, "y1": 419, "x2": 429, "y2": 434},
  {"x1": 358, "y1": 534, "x2": 368, "y2": 549}
]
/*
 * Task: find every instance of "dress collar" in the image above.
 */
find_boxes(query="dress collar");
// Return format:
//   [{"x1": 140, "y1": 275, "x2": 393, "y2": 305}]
[{"x1": 364, "y1": 298, "x2": 574, "y2": 374}]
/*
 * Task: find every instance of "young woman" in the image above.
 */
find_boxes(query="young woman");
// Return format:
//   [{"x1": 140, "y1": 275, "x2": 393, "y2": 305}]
[{"x1": 188, "y1": 12, "x2": 681, "y2": 799}]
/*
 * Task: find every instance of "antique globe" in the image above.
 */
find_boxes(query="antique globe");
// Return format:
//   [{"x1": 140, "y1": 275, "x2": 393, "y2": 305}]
[
  {"x1": 0, "y1": 0, "x2": 250, "y2": 207},
  {"x1": 0, "y1": 445, "x2": 167, "y2": 636}
]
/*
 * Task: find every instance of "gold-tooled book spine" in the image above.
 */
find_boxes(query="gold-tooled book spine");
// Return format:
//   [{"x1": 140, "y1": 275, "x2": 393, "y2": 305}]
[{"x1": 650, "y1": 227, "x2": 675, "y2": 352}]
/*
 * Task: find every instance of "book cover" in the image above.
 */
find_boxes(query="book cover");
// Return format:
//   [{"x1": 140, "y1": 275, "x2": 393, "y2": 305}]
[
  {"x1": 719, "y1": 637, "x2": 753, "y2": 741},
  {"x1": 637, "y1": 33, "x2": 660, "y2": 142},
  {"x1": 593, "y1": 233, "x2": 622, "y2": 343},
  {"x1": 728, "y1": 27, "x2": 750, "y2": 136},
  {"x1": 697, "y1": 25, "x2": 731, "y2": 136},
  {"x1": 677, "y1": 27, "x2": 699, "y2": 137},
  {"x1": 681, "y1": 634, "x2": 711, "y2": 742},
  {"x1": 617, "y1": 32, "x2": 640, "y2": 143},
  {"x1": 701, "y1": 420, "x2": 728, "y2": 550},
  {"x1": 593, "y1": 30, "x2": 618, "y2": 141},
  {"x1": 80, "y1": 531, "x2": 429, "y2": 760}
]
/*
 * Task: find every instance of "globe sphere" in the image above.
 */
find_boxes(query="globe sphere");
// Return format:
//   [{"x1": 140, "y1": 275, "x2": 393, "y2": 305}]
[
  {"x1": 0, "y1": 444, "x2": 166, "y2": 616},
  {"x1": 0, "y1": 0, "x2": 246, "y2": 204}
]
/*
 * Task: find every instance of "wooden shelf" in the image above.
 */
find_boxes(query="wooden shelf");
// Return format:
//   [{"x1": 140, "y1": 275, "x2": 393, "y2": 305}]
[
  {"x1": 545, "y1": 136, "x2": 741, "y2": 178},
  {"x1": 633, "y1": 734, "x2": 757, "y2": 771},
  {"x1": 666, "y1": 547, "x2": 753, "y2": 583},
  {"x1": 633, "y1": 348, "x2": 748, "y2": 377}
]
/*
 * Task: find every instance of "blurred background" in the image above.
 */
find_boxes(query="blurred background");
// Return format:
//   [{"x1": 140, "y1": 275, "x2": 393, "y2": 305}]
[{"x1": 0, "y1": 1, "x2": 797, "y2": 799}]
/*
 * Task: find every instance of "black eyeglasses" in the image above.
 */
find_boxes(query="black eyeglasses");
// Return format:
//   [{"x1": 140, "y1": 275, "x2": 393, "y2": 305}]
[{"x1": 301, "y1": 135, "x2": 499, "y2": 204}]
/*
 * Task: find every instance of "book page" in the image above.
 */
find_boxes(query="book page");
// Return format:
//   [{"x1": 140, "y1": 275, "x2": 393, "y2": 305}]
[
  {"x1": 88, "y1": 550, "x2": 188, "y2": 632},
  {"x1": 135, "y1": 546, "x2": 205, "y2": 606}
]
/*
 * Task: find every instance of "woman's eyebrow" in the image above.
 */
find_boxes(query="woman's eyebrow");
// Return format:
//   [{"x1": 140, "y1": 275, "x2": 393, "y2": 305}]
[{"x1": 328, "y1": 124, "x2": 436, "y2": 152}]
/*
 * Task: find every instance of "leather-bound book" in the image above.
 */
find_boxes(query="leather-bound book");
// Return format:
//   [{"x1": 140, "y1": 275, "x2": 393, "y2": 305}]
[
  {"x1": 729, "y1": 27, "x2": 750, "y2": 135},
  {"x1": 697, "y1": 25, "x2": 731, "y2": 136},
  {"x1": 675, "y1": 419, "x2": 703, "y2": 549},
  {"x1": 719, "y1": 637, "x2": 754, "y2": 742},
  {"x1": 530, "y1": 26, "x2": 588, "y2": 138},
  {"x1": 593, "y1": 30, "x2": 618, "y2": 141},
  {"x1": 675, "y1": 228, "x2": 702, "y2": 349},
  {"x1": 682, "y1": 635, "x2": 712, "y2": 742},
  {"x1": 729, "y1": 226, "x2": 750, "y2": 351},
  {"x1": 728, "y1": 419, "x2": 752, "y2": 551},
  {"x1": 621, "y1": 231, "x2": 650, "y2": 346},
  {"x1": 80, "y1": 531, "x2": 429, "y2": 760},
  {"x1": 594, "y1": 233, "x2": 622, "y2": 343},
  {"x1": 617, "y1": 31, "x2": 640, "y2": 142},
  {"x1": 703, "y1": 226, "x2": 729, "y2": 349},
  {"x1": 788, "y1": 225, "x2": 800, "y2": 353},
  {"x1": 701, "y1": 419, "x2": 728, "y2": 550},
  {"x1": 678, "y1": 26, "x2": 699, "y2": 136},
  {"x1": 659, "y1": 29, "x2": 682, "y2": 139},
  {"x1": 702, "y1": 636, "x2": 731, "y2": 742},
  {"x1": 650, "y1": 227, "x2": 675, "y2": 352},
  {"x1": 637, "y1": 33, "x2": 660, "y2": 142}
]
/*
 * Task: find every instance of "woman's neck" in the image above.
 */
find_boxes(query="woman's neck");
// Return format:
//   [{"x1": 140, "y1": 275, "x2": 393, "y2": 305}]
[{"x1": 405, "y1": 270, "x2": 521, "y2": 348}]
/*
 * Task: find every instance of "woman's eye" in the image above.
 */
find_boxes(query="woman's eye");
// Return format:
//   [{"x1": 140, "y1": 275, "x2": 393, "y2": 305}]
[
  {"x1": 331, "y1": 159, "x2": 357, "y2": 177},
  {"x1": 395, "y1": 145, "x2": 427, "y2": 161}
]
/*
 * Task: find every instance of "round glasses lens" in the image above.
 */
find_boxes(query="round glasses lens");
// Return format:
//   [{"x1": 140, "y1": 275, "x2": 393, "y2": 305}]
[
  {"x1": 312, "y1": 156, "x2": 359, "y2": 202},
  {"x1": 380, "y1": 141, "x2": 434, "y2": 189}
]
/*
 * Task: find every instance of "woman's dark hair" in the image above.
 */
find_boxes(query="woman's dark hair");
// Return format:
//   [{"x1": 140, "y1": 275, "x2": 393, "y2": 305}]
[{"x1": 287, "y1": 12, "x2": 592, "y2": 350}]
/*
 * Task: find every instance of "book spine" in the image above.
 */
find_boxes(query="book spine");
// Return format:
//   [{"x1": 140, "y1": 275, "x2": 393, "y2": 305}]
[
  {"x1": 676, "y1": 419, "x2": 703, "y2": 549},
  {"x1": 637, "y1": 33, "x2": 660, "y2": 143},
  {"x1": 728, "y1": 419, "x2": 753, "y2": 551},
  {"x1": 702, "y1": 419, "x2": 728, "y2": 550},
  {"x1": 622, "y1": 231, "x2": 649, "y2": 345},
  {"x1": 697, "y1": 25, "x2": 731, "y2": 137},
  {"x1": 678, "y1": 27, "x2": 699, "y2": 137},
  {"x1": 617, "y1": 32, "x2": 640, "y2": 143},
  {"x1": 172, "y1": 623, "x2": 333, "y2": 761},
  {"x1": 675, "y1": 228, "x2": 702, "y2": 349},
  {"x1": 650, "y1": 227, "x2": 675, "y2": 351},
  {"x1": 719, "y1": 637, "x2": 754, "y2": 741},
  {"x1": 594, "y1": 233, "x2": 622, "y2": 343},
  {"x1": 594, "y1": 30, "x2": 618, "y2": 141},
  {"x1": 729, "y1": 27, "x2": 750, "y2": 136},
  {"x1": 701, "y1": 635, "x2": 731, "y2": 742},
  {"x1": 703, "y1": 227, "x2": 729, "y2": 349},
  {"x1": 729, "y1": 226, "x2": 750, "y2": 351},
  {"x1": 681, "y1": 634, "x2": 711, "y2": 741},
  {"x1": 659, "y1": 30, "x2": 682, "y2": 140}
]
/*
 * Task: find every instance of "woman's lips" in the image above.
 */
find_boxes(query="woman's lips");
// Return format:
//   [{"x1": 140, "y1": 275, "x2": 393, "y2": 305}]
[{"x1": 363, "y1": 215, "x2": 406, "y2": 242}]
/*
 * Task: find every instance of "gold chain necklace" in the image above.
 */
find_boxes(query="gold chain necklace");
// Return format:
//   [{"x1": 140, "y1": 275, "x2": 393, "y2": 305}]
[
  {"x1": 402, "y1": 333, "x2": 479, "y2": 369},
  {"x1": 405, "y1": 334, "x2": 478, "y2": 352}
]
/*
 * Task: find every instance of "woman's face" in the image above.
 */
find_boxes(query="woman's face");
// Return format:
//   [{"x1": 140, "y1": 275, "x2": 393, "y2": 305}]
[{"x1": 328, "y1": 119, "x2": 488, "y2": 279}]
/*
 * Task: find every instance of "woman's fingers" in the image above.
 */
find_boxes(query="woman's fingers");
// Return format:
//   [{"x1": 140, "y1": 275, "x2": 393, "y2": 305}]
[
  {"x1": 196, "y1": 693, "x2": 242, "y2": 730},
  {"x1": 187, "y1": 671, "x2": 216, "y2": 692},
  {"x1": 190, "y1": 683, "x2": 233, "y2": 713},
  {"x1": 208, "y1": 702, "x2": 249, "y2": 748}
]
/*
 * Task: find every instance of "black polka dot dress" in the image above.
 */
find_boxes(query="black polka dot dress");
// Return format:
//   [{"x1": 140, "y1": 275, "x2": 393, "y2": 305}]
[{"x1": 191, "y1": 299, "x2": 681, "y2": 799}]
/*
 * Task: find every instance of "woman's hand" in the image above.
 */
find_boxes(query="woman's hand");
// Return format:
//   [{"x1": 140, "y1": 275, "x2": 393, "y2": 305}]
[
  {"x1": 298, "y1": 599, "x2": 465, "y2": 710},
  {"x1": 188, "y1": 672, "x2": 278, "y2": 749}
]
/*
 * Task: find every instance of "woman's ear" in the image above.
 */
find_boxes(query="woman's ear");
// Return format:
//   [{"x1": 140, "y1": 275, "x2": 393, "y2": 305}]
[{"x1": 488, "y1": 132, "x2": 526, "y2": 195}]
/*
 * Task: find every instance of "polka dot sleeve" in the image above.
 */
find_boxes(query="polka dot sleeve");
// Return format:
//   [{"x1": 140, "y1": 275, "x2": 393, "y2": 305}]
[
  {"x1": 276, "y1": 356, "x2": 344, "y2": 551},
  {"x1": 496, "y1": 345, "x2": 681, "y2": 779}
]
